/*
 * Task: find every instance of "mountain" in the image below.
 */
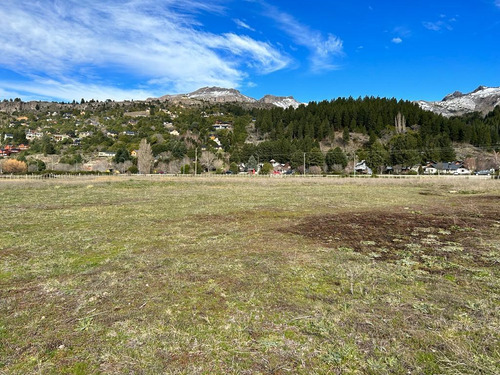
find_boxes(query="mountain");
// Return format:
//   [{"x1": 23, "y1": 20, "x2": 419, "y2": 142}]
[
  {"x1": 156, "y1": 87, "x2": 302, "y2": 109},
  {"x1": 258, "y1": 95, "x2": 302, "y2": 109},
  {"x1": 417, "y1": 86, "x2": 500, "y2": 117}
]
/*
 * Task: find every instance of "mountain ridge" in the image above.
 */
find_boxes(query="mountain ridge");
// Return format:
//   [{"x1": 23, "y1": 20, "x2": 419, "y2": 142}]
[
  {"x1": 416, "y1": 85, "x2": 500, "y2": 117},
  {"x1": 154, "y1": 86, "x2": 303, "y2": 109}
]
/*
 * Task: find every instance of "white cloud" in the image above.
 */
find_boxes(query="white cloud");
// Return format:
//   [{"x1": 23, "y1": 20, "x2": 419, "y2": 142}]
[
  {"x1": 0, "y1": 0, "x2": 290, "y2": 100},
  {"x1": 257, "y1": 1, "x2": 344, "y2": 72},
  {"x1": 392, "y1": 37, "x2": 403, "y2": 44},
  {"x1": 2, "y1": 77, "x2": 154, "y2": 102},
  {"x1": 423, "y1": 15, "x2": 456, "y2": 31},
  {"x1": 234, "y1": 19, "x2": 256, "y2": 32}
]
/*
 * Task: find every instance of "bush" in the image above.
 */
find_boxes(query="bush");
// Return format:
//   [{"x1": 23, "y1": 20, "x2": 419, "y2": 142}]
[
  {"x1": 2, "y1": 159, "x2": 28, "y2": 174},
  {"x1": 308, "y1": 166, "x2": 322, "y2": 175},
  {"x1": 180, "y1": 164, "x2": 190, "y2": 174},
  {"x1": 259, "y1": 162, "x2": 273, "y2": 175},
  {"x1": 229, "y1": 162, "x2": 239, "y2": 174},
  {"x1": 128, "y1": 165, "x2": 138, "y2": 174}
]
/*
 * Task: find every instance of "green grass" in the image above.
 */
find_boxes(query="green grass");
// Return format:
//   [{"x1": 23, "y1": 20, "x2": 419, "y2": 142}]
[{"x1": 1, "y1": 177, "x2": 499, "y2": 374}]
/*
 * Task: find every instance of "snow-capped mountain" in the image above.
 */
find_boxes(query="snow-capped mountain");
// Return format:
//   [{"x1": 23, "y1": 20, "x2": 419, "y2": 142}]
[
  {"x1": 417, "y1": 86, "x2": 500, "y2": 117},
  {"x1": 184, "y1": 87, "x2": 257, "y2": 103},
  {"x1": 258, "y1": 95, "x2": 302, "y2": 109},
  {"x1": 157, "y1": 87, "x2": 302, "y2": 109},
  {"x1": 159, "y1": 87, "x2": 255, "y2": 104}
]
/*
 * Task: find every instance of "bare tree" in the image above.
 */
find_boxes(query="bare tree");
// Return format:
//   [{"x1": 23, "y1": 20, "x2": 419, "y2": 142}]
[
  {"x1": 200, "y1": 151, "x2": 217, "y2": 172},
  {"x1": 115, "y1": 160, "x2": 133, "y2": 174},
  {"x1": 138, "y1": 138, "x2": 153, "y2": 174},
  {"x1": 395, "y1": 112, "x2": 406, "y2": 134},
  {"x1": 464, "y1": 157, "x2": 477, "y2": 172}
]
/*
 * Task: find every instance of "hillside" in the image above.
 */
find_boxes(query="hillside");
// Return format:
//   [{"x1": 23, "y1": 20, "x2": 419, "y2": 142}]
[{"x1": 0, "y1": 91, "x2": 499, "y2": 175}]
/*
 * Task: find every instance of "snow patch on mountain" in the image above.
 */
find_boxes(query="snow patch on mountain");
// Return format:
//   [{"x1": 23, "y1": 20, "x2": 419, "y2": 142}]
[
  {"x1": 157, "y1": 87, "x2": 304, "y2": 108},
  {"x1": 417, "y1": 86, "x2": 500, "y2": 117},
  {"x1": 259, "y1": 95, "x2": 302, "y2": 109},
  {"x1": 185, "y1": 87, "x2": 257, "y2": 103}
]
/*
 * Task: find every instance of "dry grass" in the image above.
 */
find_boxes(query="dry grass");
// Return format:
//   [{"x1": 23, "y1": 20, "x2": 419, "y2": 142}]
[{"x1": 0, "y1": 177, "x2": 499, "y2": 374}]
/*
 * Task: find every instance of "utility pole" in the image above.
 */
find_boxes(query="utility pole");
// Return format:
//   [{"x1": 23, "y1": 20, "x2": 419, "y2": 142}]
[
  {"x1": 303, "y1": 152, "x2": 306, "y2": 176},
  {"x1": 353, "y1": 153, "x2": 356, "y2": 177},
  {"x1": 194, "y1": 147, "x2": 197, "y2": 176}
]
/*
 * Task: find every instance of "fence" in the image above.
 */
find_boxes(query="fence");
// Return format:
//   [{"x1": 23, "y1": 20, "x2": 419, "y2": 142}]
[{"x1": 0, "y1": 173, "x2": 496, "y2": 180}]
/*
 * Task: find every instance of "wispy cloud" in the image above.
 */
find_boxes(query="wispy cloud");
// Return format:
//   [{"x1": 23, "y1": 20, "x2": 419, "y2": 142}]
[
  {"x1": 2, "y1": 76, "x2": 154, "y2": 102},
  {"x1": 423, "y1": 15, "x2": 457, "y2": 31},
  {"x1": 256, "y1": 1, "x2": 344, "y2": 72},
  {"x1": 392, "y1": 37, "x2": 403, "y2": 44},
  {"x1": 496, "y1": 0, "x2": 500, "y2": 8},
  {"x1": 0, "y1": 0, "x2": 290, "y2": 100},
  {"x1": 233, "y1": 19, "x2": 256, "y2": 32}
]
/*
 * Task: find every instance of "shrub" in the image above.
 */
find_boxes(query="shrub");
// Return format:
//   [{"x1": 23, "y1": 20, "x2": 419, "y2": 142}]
[
  {"x1": 229, "y1": 162, "x2": 239, "y2": 174},
  {"x1": 2, "y1": 159, "x2": 28, "y2": 174},
  {"x1": 128, "y1": 165, "x2": 138, "y2": 174},
  {"x1": 308, "y1": 165, "x2": 322, "y2": 175},
  {"x1": 180, "y1": 164, "x2": 190, "y2": 174},
  {"x1": 259, "y1": 162, "x2": 273, "y2": 175}
]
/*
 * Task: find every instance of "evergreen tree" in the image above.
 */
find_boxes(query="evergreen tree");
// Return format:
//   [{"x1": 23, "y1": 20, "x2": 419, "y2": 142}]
[
  {"x1": 326, "y1": 147, "x2": 348, "y2": 171},
  {"x1": 308, "y1": 147, "x2": 325, "y2": 167},
  {"x1": 367, "y1": 141, "x2": 389, "y2": 173},
  {"x1": 342, "y1": 127, "x2": 350, "y2": 145},
  {"x1": 247, "y1": 155, "x2": 258, "y2": 171}
]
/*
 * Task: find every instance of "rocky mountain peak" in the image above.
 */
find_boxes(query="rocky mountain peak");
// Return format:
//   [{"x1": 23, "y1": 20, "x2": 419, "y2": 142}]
[
  {"x1": 259, "y1": 94, "x2": 302, "y2": 109},
  {"x1": 417, "y1": 85, "x2": 500, "y2": 117},
  {"x1": 442, "y1": 91, "x2": 463, "y2": 101}
]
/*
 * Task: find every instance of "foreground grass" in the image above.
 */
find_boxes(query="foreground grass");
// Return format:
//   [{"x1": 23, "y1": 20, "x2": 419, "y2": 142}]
[{"x1": 1, "y1": 177, "x2": 499, "y2": 374}]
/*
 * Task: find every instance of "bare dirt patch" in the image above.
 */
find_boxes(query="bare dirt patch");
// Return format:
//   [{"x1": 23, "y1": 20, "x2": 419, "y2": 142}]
[{"x1": 288, "y1": 195, "x2": 500, "y2": 273}]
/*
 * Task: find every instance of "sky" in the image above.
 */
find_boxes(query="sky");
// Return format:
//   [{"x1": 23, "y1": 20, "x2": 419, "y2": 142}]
[{"x1": 1, "y1": 0, "x2": 500, "y2": 103}]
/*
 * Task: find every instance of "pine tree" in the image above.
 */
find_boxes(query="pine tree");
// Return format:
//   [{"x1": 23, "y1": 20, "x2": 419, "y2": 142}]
[
  {"x1": 342, "y1": 127, "x2": 350, "y2": 146},
  {"x1": 326, "y1": 147, "x2": 348, "y2": 171}
]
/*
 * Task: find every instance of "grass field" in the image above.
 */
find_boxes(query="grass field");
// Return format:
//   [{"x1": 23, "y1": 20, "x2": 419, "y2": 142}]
[{"x1": 1, "y1": 176, "x2": 499, "y2": 374}]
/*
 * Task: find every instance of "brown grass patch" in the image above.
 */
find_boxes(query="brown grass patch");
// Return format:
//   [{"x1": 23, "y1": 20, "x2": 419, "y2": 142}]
[{"x1": 287, "y1": 195, "x2": 500, "y2": 273}]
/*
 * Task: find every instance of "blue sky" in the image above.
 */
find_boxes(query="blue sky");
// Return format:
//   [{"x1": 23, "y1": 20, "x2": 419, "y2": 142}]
[{"x1": 1, "y1": 0, "x2": 499, "y2": 103}]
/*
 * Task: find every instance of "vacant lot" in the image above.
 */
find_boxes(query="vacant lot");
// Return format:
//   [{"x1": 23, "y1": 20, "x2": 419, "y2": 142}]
[{"x1": 1, "y1": 177, "x2": 499, "y2": 374}]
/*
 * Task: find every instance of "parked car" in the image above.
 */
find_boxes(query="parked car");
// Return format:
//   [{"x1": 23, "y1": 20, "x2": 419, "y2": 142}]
[{"x1": 475, "y1": 170, "x2": 491, "y2": 176}]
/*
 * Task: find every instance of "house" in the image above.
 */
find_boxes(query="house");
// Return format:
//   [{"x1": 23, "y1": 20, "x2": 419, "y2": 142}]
[
  {"x1": 354, "y1": 160, "x2": 372, "y2": 175},
  {"x1": 98, "y1": 151, "x2": 116, "y2": 158},
  {"x1": 212, "y1": 121, "x2": 233, "y2": 131},
  {"x1": 130, "y1": 150, "x2": 138, "y2": 157},
  {"x1": 424, "y1": 161, "x2": 465, "y2": 175},
  {"x1": 18, "y1": 144, "x2": 29, "y2": 151},
  {"x1": 169, "y1": 130, "x2": 180, "y2": 136},
  {"x1": 26, "y1": 131, "x2": 44, "y2": 141},
  {"x1": 4, "y1": 134, "x2": 14, "y2": 141},
  {"x1": 423, "y1": 166, "x2": 437, "y2": 175},
  {"x1": 53, "y1": 134, "x2": 70, "y2": 142},
  {"x1": 454, "y1": 167, "x2": 471, "y2": 175},
  {"x1": 77, "y1": 131, "x2": 93, "y2": 138},
  {"x1": 123, "y1": 131, "x2": 136, "y2": 136},
  {"x1": 3, "y1": 145, "x2": 20, "y2": 155}
]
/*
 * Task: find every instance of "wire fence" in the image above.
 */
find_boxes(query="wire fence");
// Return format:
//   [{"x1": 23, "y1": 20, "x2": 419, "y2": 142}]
[{"x1": 0, "y1": 173, "x2": 496, "y2": 180}]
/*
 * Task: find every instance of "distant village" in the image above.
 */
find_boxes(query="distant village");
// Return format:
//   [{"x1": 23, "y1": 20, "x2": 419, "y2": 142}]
[{"x1": 0, "y1": 98, "x2": 498, "y2": 176}]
